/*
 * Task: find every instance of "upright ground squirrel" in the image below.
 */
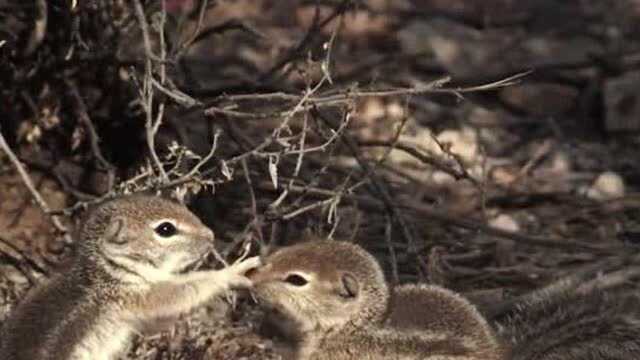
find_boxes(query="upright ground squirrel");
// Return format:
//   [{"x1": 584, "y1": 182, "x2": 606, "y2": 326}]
[
  {"x1": 248, "y1": 239, "x2": 504, "y2": 359},
  {"x1": 0, "y1": 195, "x2": 260, "y2": 360}
]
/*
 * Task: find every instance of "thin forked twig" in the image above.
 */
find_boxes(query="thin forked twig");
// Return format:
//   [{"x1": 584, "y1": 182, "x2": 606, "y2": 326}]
[
  {"x1": 132, "y1": 0, "x2": 168, "y2": 182},
  {"x1": 205, "y1": 72, "x2": 530, "y2": 120},
  {"x1": 0, "y1": 128, "x2": 68, "y2": 234}
]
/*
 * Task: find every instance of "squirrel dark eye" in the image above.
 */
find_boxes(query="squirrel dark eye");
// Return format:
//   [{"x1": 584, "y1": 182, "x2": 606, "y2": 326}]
[
  {"x1": 155, "y1": 222, "x2": 177, "y2": 237},
  {"x1": 284, "y1": 274, "x2": 308, "y2": 286}
]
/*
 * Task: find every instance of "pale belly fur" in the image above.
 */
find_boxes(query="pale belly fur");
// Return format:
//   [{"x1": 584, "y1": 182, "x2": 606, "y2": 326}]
[{"x1": 69, "y1": 313, "x2": 135, "y2": 360}]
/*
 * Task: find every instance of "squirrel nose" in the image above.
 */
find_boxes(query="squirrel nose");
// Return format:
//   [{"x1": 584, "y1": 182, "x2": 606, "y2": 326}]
[
  {"x1": 200, "y1": 228, "x2": 214, "y2": 243},
  {"x1": 246, "y1": 262, "x2": 272, "y2": 282}
]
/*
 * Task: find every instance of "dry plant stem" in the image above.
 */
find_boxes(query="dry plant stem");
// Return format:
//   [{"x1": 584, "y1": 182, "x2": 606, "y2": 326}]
[
  {"x1": 66, "y1": 81, "x2": 116, "y2": 189},
  {"x1": 215, "y1": 60, "x2": 333, "y2": 167},
  {"x1": 132, "y1": 0, "x2": 168, "y2": 182},
  {"x1": 145, "y1": 102, "x2": 166, "y2": 181},
  {"x1": 177, "y1": 0, "x2": 209, "y2": 54},
  {"x1": 0, "y1": 130, "x2": 68, "y2": 234},
  {"x1": 48, "y1": 143, "x2": 222, "y2": 216},
  {"x1": 221, "y1": 221, "x2": 255, "y2": 259},
  {"x1": 313, "y1": 108, "x2": 428, "y2": 276},
  {"x1": 241, "y1": 158, "x2": 265, "y2": 248},
  {"x1": 514, "y1": 139, "x2": 554, "y2": 181},
  {"x1": 0, "y1": 236, "x2": 48, "y2": 277},
  {"x1": 401, "y1": 200, "x2": 617, "y2": 254},
  {"x1": 158, "y1": 0, "x2": 167, "y2": 83},
  {"x1": 8, "y1": 176, "x2": 45, "y2": 228},
  {"x1": 281, "y1": 198, "x2": 335, "y2": 220},
  {"x1": 0, "y1": 246, "x2": 39, "y2": 285},
  {"x1": 131, "y1": 0, "x2": 165, "y2": 63},
  {"x1": 364, "y1": 106, "x2": 406, "y2": 283},
  {"x1": 151, "y1": 78, "x2": 201, "y2": 108},
  {"x1": 178, "y1": 130, "x2": 220, "y2": 180},
  {"x1": 23, "y1": 0, "x2": 47, "y2": 56},
  {"x1": 256, "y1": 181, "x2": 619, "y2": 255},
  {"x1": 428, "y1": 131, "x2": 480, "y2": 186},
  {"x1": 258, "y1": 0, "x2": 352, "y2": 83},
  {"x1": 205, "y1": 72, "x2": 528, "y2": 120},
  {"x1": 385, "y1": 216, "x2": 400, "y2": 284}
]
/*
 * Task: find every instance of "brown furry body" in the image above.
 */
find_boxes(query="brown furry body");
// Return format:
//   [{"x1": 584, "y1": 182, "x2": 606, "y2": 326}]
[
  {"x1": 249, "y1": 240, "x2": 503, "y2": 360},
  {"x1": 387, "y1": 284, "x2": 504, "y2": 360},
  {"x1": 495, "y1": 279, "x2": 640, "y2": 360},
  {"x1": 0, "y1": 195, "x2": 259, "y2": 360}
]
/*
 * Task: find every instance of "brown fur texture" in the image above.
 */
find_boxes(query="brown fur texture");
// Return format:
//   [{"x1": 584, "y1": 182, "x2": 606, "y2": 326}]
[
  {"x1": 387, "y1": 284, "x2": 505, "y2": 360},
  {"x1": 0, "y1": 195, "x2": 259, "y2": 360},
  {"x1": 495, "y1": 279, "x2": 640, "y2": 360},
  {"x1": 249, "y1": 240, "x2": 496, "y2": 359}
]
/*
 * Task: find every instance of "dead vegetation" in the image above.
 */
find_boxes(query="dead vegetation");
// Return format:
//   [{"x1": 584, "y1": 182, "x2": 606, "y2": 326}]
[{"x1": 2, "y1": 0, "x2": 640, "y2": 358}]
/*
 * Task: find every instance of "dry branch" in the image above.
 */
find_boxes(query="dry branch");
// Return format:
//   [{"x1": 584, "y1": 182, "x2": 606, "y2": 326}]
[{"x1": 0, "y1": 128, "x2": 68, "y2": 235}]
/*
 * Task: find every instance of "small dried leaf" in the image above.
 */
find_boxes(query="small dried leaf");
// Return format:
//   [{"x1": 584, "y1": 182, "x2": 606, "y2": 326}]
[
  {"x1": 321, "y1": 60, "x2": 333, "y2": 84},
  {"x1": 173, "y1": 186, "x2": 188, "y2": 203},
  {"x1": 221, "y1": 161, "x2": 233, "y2": 180},
  {"x1": 276, "y1": 137, "x2": 292, "y2": 148},
  {"x1": 268, "y1": 155, "x2": 279, "y2": 189},
  {"x1": 71, "y1": 126, "x2": 85, "y2": 151}
]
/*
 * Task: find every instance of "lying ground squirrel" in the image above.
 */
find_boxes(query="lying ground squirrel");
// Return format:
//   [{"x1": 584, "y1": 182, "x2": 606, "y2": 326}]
[
  {"x1": 248, "y1": 239, "x2": 504, "y2": 359},
  {"x1": 494, "y1": 276, "x2": 640, "y2": 360},
  {"x1": 0, "y1": 195, "x2": 260, "y2": 360},
  {"x1": 387, "y1": 284, "x2": 504, "y2": 359},
  {"x1": 390, "y1": 267, "x2": 640, "y2": 359}
]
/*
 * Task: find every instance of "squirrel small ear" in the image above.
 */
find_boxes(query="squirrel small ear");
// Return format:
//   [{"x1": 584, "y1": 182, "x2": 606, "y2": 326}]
[
  {"x1": 104, "y1": 217, "x2": 127, "y2": 245},
  {"x1": 338, "y1": 272, "x2": 359, "y2": 299}
]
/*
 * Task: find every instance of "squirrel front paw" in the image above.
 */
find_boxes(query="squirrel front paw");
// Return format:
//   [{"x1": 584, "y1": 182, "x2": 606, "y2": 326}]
[{"x1": 223, "y1": 256, "x2": 262, "y2": 290}]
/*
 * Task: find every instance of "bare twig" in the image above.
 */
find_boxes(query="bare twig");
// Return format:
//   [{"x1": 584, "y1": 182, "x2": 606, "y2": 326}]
[
  {"x1": 23, "y1": 0, "x2": 47, "y2": 56},
  {"x1": 0, "y1": 236, "x2": 48, "y2": 277},
  {"x1": 178, "y1": 0, "x2": 209, "y2": 54},
  {"x1": 131, "y1": 0, "x2": 165, "y2": 63},
  {"x1": 358, "y1": 140, "x2": 474, "y2": 183},
  {"x1": 259, "y1": 0, "x2": 353, "y2": 83},
  {"x1": 255, "y1": 181, "x2": 619, "y2": 255},
  {"x1": 312, "y1": 107, "x2": 428, "y2": 277},
  {"x1": 66, "y1": 81, "x2": 116, "y2": 191},
  {"x1": 132, "y1": 0, "x2": 169, "y2": 182},
  {"x1": 0, "y1": 128, "x2": 68, "y2": 234},
  {"x1": 385, "y1": 215, "x2": 400, "y2": 284},
  {"x1": 205, "y1": 73, "x2": 529, "y2": 120},
  {"x1": 175, "y1": 130, "x2": 220, "y2": 181}
]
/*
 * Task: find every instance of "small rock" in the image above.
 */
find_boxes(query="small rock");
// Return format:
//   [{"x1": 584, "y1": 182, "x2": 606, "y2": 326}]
[
  {"x1": 586, "y1": 171, "x2": 625, "y2": 201},
  {"x1": 489, "y1": 214, "x2": 520, "y2": 233},
  {"x1": 549, "y1": 151, "x2": 572, "y2": 174},
  {"x1": 436, "y1": 127, "x2": 480, "y2": 165},
  {"x1": 386, "y1": 101, "x2": 405, "y2": 119},
  {"x1": 431, "y1": 170, "x2": 456, "y2": 186}
]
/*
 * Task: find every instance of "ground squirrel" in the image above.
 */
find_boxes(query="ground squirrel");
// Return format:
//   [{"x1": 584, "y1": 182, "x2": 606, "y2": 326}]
[
  {"x1": 0, "y1": 195, "x2": 260, "y2": 360},
  {"x1": 494, "y1": 276, "x2": 640, "y2": 359},
  {"x1": 248, "y1": 239, "x2": 503, "y2": 359},
  {"x1": 387, "y1": 284, "x2": 504, "y2": 359},
  {"x1": 390, "y1": 268, "x2": 640, "y2": 359}
]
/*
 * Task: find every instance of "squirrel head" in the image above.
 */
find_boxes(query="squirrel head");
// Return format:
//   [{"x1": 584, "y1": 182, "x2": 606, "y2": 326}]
[
  {"x1": 77, "y1": 195, "x2": 214, "y2": 282},
  {"x1": 249, "y1": 239, "x2": 389, "y2": 338}
]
